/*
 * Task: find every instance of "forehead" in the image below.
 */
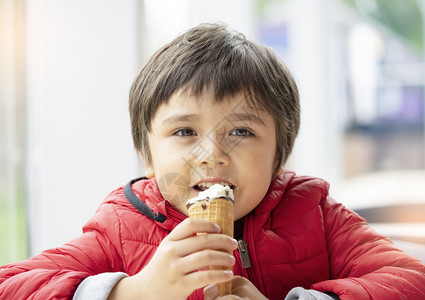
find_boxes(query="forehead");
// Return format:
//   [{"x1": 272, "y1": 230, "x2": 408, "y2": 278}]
[{"x1": 154, "y1": 88, "x2": 271, "y2": 121}]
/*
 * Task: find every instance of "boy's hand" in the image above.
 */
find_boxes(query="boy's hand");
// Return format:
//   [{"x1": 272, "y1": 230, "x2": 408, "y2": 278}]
[
  {"x1": 203, "y1": 276, "x2": 269, "y2": 300},
  {"x1": 108, "y1": 218, "x2": 238, "y2": 300}
]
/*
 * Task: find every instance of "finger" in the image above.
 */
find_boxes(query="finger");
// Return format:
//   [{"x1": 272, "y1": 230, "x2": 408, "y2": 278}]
[
  {"x1": 230, "y1": 275, "x2": 248, "y2": 286},
  {"x1": 174, "y1": 233, "x2": 238, "y2": 257},
  {"x1": 179, "y1": 249, "x2": 235, "y2": 274},
  {"x1": 182, "y1": 269, "x2": 234, "y2": 292},
  {"x1": 229, "y1": 275, "x2": 252, "y2": 293},
  {"x1": 168, "y1": 218, "x2": 221, "y2": 241},
  {"x1": 219, "y1": 296, "x2": 242, "y2": 300},
  {"x1": 204, "y1": 284, "x2": 220, "y2": 300}
]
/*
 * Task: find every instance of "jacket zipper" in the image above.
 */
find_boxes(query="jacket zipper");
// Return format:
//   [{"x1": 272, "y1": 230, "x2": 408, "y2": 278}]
[
  {"x1": 242, "y1": 214, "x2": 266, "y2": 295},
  {"x1": 237, "y1": 240, "x2": 251, "y2": 268}
]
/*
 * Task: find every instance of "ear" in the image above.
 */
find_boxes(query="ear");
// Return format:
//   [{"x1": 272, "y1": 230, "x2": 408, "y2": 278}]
[
  {"x1": 144, "y1": 165, "x2": 155, "y2": 178},
  {"x1": 276, "y1": 167, "x2": 284, "y2": 176},
  {"x1": 273, "y1": 154, "x2": 283, "y2": 176}
]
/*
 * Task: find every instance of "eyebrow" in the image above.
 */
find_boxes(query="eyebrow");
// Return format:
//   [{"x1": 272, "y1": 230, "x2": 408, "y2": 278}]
[
  {"x1": 227, "y1": 112, "x2": 266, "y2": 126},
  {"x1": 161, "y1": 112, "x2": 266, "y2": 126},
  {"x1": 162, "y1": 114, "x2": 200, "y2": 124}
]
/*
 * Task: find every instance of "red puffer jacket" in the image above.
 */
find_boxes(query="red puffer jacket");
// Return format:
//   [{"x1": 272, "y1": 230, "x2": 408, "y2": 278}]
[{"x1": 1, "y1": 171, "x2": 425, "y2": 299}]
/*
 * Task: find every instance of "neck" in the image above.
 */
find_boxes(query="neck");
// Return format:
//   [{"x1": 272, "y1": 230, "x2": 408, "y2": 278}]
[{"x1": 234, "y1": 218, "x2": 244, "y2": 240}]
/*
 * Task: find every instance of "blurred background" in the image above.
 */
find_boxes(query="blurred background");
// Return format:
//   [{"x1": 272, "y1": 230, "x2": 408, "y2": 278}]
[{"x1": 1, "y1": 0, "x2": 424, "y2": 266}]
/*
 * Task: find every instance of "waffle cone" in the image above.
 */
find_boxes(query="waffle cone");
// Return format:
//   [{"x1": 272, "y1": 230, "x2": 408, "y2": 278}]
[{"x1": 188, "y1": 197, "x2": 234, "y2": 296}]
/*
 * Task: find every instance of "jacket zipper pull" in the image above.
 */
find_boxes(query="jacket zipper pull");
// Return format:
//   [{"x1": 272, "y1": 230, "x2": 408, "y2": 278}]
[{"x1": 237, "y1": 240, "x2": 251, "y2": 268}]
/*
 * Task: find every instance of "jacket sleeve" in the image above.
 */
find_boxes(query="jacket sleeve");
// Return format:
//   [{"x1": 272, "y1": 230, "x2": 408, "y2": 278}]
[
  {"x1": 0, "y1": 202, "x2": 125, "y2": 300},
  {"x1": 312, "y1": 196, "x2": 425, "y2": 299}
]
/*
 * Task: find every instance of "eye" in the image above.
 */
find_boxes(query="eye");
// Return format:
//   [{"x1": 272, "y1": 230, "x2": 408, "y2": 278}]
[
  {"x1": 230, "y1": 128, "x2": 254, "y2": 137},
  {"x1": 173, "y1": 128, "x2": 197, "y2": 137}
]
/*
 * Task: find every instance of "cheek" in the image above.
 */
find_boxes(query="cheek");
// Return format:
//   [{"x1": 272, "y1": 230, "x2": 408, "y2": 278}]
[
  {"x1": 151, "y1": 141, "x2": 180, "y2": 169},
  {"x1": 155, "y1": 169, "x2": 193, "y2": 214},
  {"x1": 244, "y1": 143, "x2": 276, "y2": 174},
  {"x1": 234, "y1": 188, "x2": 267, "y2": 220}
]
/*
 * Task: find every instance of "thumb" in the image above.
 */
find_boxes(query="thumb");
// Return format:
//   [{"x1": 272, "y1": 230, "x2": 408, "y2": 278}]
[{"x1": 203, "y1": 284, "x2": 220, "y2": 300}]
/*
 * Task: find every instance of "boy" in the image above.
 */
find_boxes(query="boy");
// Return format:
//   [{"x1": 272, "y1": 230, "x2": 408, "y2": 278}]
[{"x1": 1, "y1": 23, "x2": 425, "y2": 300}]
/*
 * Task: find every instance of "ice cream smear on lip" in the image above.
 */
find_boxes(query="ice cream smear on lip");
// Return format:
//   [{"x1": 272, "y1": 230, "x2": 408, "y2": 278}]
[{"x1": 186, "y1": 184, "x2": 234, "y2": 209}]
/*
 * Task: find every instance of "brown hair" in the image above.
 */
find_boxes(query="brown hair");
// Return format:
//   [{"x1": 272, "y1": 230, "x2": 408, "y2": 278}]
[{"x1": 129, "y1": 23, "x2": 300, "y2": 174}]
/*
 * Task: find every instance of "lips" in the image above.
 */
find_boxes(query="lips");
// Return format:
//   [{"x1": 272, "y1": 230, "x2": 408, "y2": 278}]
[{"x1": 192, "y1": 179, "x2": 235, "y2": 192}]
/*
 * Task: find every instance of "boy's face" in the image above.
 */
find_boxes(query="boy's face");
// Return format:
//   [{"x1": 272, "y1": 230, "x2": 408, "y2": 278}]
[{"x1": 146, "y1": 89, "x2": 278, "y2": 220}]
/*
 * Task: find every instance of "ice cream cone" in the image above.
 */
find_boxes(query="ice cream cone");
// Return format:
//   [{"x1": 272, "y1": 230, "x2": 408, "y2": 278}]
[{"x1": 187, "y1": 185, "x2": 234, "y2": 296}]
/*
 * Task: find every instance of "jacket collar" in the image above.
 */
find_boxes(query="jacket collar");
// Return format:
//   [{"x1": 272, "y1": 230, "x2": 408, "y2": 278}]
[{"x1": 254, "y1": 171, "x2": 295, "y2": 214}]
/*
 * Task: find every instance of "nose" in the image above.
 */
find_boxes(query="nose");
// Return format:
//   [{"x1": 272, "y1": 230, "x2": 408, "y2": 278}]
[{"x1": 196, "y1": 136, "x2": 230, "y2": 169}]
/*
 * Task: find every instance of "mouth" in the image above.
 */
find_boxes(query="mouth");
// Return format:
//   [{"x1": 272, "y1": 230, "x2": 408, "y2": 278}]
[{"x1": 192, "y1": 180, "x2": 235, "y2": 192}]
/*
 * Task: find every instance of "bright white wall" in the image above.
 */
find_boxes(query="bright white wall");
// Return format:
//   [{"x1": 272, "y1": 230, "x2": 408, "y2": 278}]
[
  {"x1": 189, "y1": 0, "x2": 255, "y2": 38},
  {"x1": 25, "y1": 0, "x2": 141, "y2": 255},
  {"x1": 266, "y1": 0, "x2": 344, "y2": 185},
  {"x1": 143, "y1": 0, "x2": 255, "y2": 59}
]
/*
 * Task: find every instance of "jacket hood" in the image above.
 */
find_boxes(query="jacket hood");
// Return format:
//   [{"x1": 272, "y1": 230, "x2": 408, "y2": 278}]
[{"x1": 130, "y1": 178, "x2": 186, "y2": 231}]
